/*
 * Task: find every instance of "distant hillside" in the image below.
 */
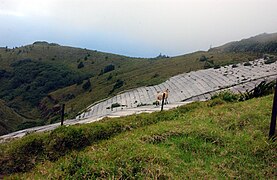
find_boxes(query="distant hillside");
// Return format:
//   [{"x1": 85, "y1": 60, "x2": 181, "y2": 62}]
[{"x1": 210, "y1": 32, "x2": 277, "y2": 53}]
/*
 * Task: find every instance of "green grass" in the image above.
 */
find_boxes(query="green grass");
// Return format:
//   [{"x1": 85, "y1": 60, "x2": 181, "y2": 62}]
[
  {"x1": 0, "y1": 100, "x2": 30, "y2": 135},
  {"x1": 0, "y1": 94, "x2": 276, "y2": 179}
]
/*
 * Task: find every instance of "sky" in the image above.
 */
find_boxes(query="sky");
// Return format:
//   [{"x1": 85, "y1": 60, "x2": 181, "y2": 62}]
[{"x1": 0, "y1": 0, "x2": 277, "y2": 57}]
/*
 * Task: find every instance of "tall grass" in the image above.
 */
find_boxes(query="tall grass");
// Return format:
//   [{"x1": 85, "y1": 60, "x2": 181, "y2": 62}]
[{"x1": 1, "y1": 95, "x2": 276, "y2": 179}]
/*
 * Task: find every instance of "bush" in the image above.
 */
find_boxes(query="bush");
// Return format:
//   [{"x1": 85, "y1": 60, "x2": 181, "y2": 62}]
[
  {"x1": 110, "y1": 79, "x2": 124, "y2": 94},
  {"x1": 46, "y1": 126, "x2": 90, "y2": 160},
  {"x1": 244, "y1": 62, "x2": 252, "y2": 66},
  {"x1": 211, "y1": 91, "x2": 239, "y2": 102},
  {"x1": 199, "y1": 55, "x2": 208, "y2": 62},
  {"x1": 107, "y1": 74, "x2": 113, "y2": 81},
  {"x1": 111, "y1": 103, "x2": 121, "y2": 108},
  {"x1": 0, "y1": 134, "x2": 46, "y2": 174},
  {"x1": 239, "y1": 80, "x2": 275, "y2": 101},
  {"x1": 82, "y1": 79, "x2": 91, "y2": 90},
  {"x1": 103, "y1": 64, "x2": 115, "y2": 73},
  {"x1": 264, "y1": 58, "x2": 276, "y2": 64},
  {"x1": 77, "y1": 62, "x2": 84, "y2": 69},
  {"x1": 213, "y1": 65, "x2": 221, "y2": 69}
]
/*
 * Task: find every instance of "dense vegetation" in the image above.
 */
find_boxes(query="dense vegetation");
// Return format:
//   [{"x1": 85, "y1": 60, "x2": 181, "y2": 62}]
[
  {"x1": 0, "y1": 59, "x2": 88, "y2": 106},
  {"x1": 0, "y1": 93, "x2": 276, "y2": 178}
]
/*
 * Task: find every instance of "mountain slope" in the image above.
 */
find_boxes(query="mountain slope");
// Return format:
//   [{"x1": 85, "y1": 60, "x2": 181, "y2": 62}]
[
  {"x1": 210, "y1": 32, "x2": 277, "y2": 53},
  {"x1": 0, "y1": 33, "x2": 273, "y2": 134},
  {"x1": 0, "y1": 99, "x2": 28, "y2": 135}
]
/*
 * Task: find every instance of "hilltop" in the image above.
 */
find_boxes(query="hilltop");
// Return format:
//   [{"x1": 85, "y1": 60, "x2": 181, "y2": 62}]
[
  {"x1": 1, "y1": 33, "x2": 277, "y2": 135},
  {"x1": 210, "y1": 32, "x2": 277, "y2": 53}
]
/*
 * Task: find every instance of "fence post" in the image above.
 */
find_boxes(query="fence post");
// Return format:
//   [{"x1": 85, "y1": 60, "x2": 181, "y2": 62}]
[
  {"x1": 61, "y1": 104, "x2": 65, "y2": 126},
  {"x1": 161, "y1": 93, "x2": 165, "y2": 111},
  {"x1": 269, "y1": 79, "x2": 277, "y2": 139}
]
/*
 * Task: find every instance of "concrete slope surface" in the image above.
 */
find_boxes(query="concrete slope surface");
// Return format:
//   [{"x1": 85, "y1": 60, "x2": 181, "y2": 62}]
[
  {"x1": 78, "y1": 58, "x2": 277, "y2": 120},
  {"x1": 1, "y1": 58, "x2": 276, "y2": 142}
]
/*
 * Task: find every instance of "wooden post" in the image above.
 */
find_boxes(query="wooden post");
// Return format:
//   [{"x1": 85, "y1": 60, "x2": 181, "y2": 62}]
[
  {"x1": 61, "y1": 104, "x2": 65, "y2": 126},
  {"x1": 161, "y1": 93, "x2": 165, "y2": 111},
  {"x1": 269, "y1": 79, "x2": 277, "y2": 139}
]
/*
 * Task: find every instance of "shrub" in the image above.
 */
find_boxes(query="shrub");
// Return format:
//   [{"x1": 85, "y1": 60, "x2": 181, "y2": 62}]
[
  {"x1": 82, "y1": 79, "x2": 91, "y2": 90},
  {"x1": 239, "y1": 80, "x2": 275, "y2": 101},
  {"x1": 111, "y1": 103, "x2": 121, "y2": 108},
  {"x1": 0, "y1": 134, "x2": 46, "y2": 174},
  {"x1": 110, "y1": 79, "x2": 124, "y2": 94},
  {"x1": 199, "y1": 55, "x2": 208, "y2": 62},
  {"x1": 46, "y1": 126, "x2": 90, "y2": 160},
  {"x1": 213, "y1": 65, "x2": 221, "y2": 69},
  {"x1": 107, "y1": 74, "x2": 113, "y2": 81},
  {"x1": 77, "y1": 62, "x2": 84, "y2": 69},
  {"x1": 264, "y1": 58, "x2": 276, "y2": 64},
  {"x1": 103, "y1": 64, "x2": 115, "y2": 73},
  {"x1": 211, "y1": 91, "x2": 239, "y2": 102},
  {"x1": 244, "y1": 62, "x2": 252, "y2": 66}
]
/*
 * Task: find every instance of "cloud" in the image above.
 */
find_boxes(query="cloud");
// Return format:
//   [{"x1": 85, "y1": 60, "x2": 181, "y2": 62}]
[
  {"x1": 0, "y1": 10, "x2": 25, "y2": 17},
  {"x1": 0, "y1": 0, "x2": 277, "y2": 57}
]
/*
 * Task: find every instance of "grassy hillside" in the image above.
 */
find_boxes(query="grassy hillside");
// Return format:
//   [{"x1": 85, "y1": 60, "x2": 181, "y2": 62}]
[
  {"x1": 0, "y1": 100, "x2": 29, "y2": 135},
  {"x1": 210, "y1": 32, "x2": 277, "y2": 53},
  {"x1": 0, "y1": 41, "x2": 259, "y2": 132},
  {"x1": 0, "y1": 94, "x2": 276, "y2": 178}
]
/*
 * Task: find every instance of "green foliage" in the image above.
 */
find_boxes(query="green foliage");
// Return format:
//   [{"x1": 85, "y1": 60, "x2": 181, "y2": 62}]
[
  {"x1": 2, "y1": 94, "x2": 276, "y2": 179},
  {"x1": 110, "y1": 79, "x2": 124, "y2": 94},
  {"x1": 152, "y1": 53, "x2": 170, "y2": 60},
  {"x1": 77, "y1": 62, "x2": 84, "y2": 69},
  {"x1": 211, "y1": 90, "x2": 239, "y2": 102},
  {"x1": 111, "y1": 103, "x2": 121, "y2": 108},
  {"x1": 199, "y1": 55, "x2": 208, "y2": 62},
  {"x1": 0, "y1": 108, "x2": 180, "y2": 175},
  {"x1": 99, "y1": 64, "x2": 115, "y2": 76},
  {"x1": 264, "y1": 58, "x2": 276, "y2": 64},
  {"x1": 204, "y1": 60, "x2": 214, "y2": 69},
  {"x1": 82, "y1": 79, "x2": 91, "y2": 91},
  {"x1": 0, "y1": 59, "x2": 87, "y2": 106},
  {"x1": 46, "y1": 126, "x2": 90, "y2": 160},
  {"x1": 0, "y1": 134, "x2": 46, "y2": 174},
  {"x1": 244, "y1": 62, "x2": 252, "y2": 66},
  {"x1": 106, "y1": 73, "x2": 113, "y2": 81},
  {"x1": 103, "y1": 64, "x2": 115, "y2": 73},
  {"x1": 239, "y1": 81, "x2": 275, "y2": 101}
]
